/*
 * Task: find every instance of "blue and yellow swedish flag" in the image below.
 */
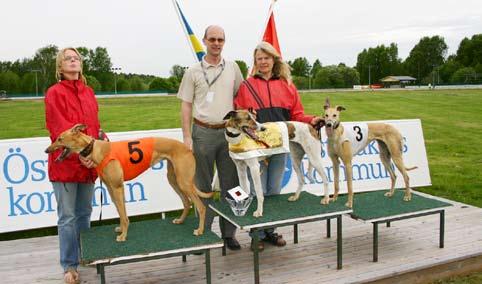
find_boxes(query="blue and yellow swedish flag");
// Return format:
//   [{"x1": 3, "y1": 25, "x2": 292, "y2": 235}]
[{"x1": 173, "y1": 0, "x2": 205, "y2": 61}]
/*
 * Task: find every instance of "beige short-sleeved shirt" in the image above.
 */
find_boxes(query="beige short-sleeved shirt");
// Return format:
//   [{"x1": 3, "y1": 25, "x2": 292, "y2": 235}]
[{"x1": 177, "y1": 57, "x2": 243, "y2": 124}]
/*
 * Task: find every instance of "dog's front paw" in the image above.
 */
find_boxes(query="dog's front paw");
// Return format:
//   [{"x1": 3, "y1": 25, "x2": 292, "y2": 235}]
[
  {"x1": 321, "y1": 197, "x2": 330, "y2": 205},
  {"x1": 115, "y1": 226, "x2": 122, "y2": 233},
  {"x1": 288, "y1": 194, "x2": 299, "y2": 202},
  {"x1": 384, "y1": 191, "x2": 394, "y2": 197},
  {"x1": 172, "y1": 218, "x2": 184, "y2": 224},
  {"x1": 116, "y1": 235, "x2": 126, "y2": 242},
  {"x1": 403, "y1": 194, "x2": 412, "y2": 201},
  {"x1": 253, "y1": 210, "x2": 263, "y2": 218},
  {"x1": 193, "y1": 229, "x2": 202, "y2": 236},
  {"x1": 345, "y1": 201, "x2": 353, "y2": 208}
]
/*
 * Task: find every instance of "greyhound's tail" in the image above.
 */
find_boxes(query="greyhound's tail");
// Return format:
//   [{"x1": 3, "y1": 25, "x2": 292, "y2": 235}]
[
  {"x1": 196, "y1": 187, "x2": 214, "y2": 199},
  {"x1": 406, "y1": 166, "x2": 418, "y2": 171}
]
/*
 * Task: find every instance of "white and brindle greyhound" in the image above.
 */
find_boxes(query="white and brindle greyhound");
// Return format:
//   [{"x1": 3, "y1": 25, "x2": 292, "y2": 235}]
[
  {"x1": 223, "y1": 110, "x2": 330, "y2": 218},
  {"x1": 323, "y1": 98, "x2": 417, "y2": 208}
]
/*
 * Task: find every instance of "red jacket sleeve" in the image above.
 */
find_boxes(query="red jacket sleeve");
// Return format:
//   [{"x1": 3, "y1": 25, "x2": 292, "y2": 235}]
[
  {"x1": 288, "y1": 84, "x2": 314, "y2": 124},
  {"x1": 45, "y1": 88, "x2": 74, "y2": 141}
]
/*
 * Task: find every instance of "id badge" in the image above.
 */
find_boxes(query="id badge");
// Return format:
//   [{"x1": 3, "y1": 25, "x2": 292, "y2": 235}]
[{"x1": 206, "y1": 91, "x2": 214, "y2": 103}]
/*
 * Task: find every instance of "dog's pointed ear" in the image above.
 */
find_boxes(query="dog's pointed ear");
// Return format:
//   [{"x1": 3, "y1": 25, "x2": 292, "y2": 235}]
[
  {"x1": 71, "y1": 124, "x2": 87, "y2": 134},
  {"x1": 336, "y1": 106, "x2": 346, "y2": 112},
  {"x1": 223, "y1": 111, "x2": 236, "y2": 120},
  {"x1": 324, "y1": 98, "x2": 331, "y2": 110}
]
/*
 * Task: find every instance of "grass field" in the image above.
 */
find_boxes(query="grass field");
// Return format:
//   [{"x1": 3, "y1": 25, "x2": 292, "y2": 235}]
[
  {"x1": 1, "y1": 89, "x2": 481, "y2": 283},
  {"x1": 1, "y1": 89, "x2": 481, "y2": 207}
]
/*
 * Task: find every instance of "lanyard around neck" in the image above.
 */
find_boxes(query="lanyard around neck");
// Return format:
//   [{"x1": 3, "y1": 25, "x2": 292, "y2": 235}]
[{"x1": 201, "y1": 59, "x2": 225, "y2": 87}]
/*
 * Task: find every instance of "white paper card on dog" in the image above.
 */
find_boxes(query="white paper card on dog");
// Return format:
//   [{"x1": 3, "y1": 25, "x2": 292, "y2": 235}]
[
  {"x1": 228, "y1": 186, "x2": 249, "y2": 202},
  {"x1": 206, "y1": 91, "x2": 214, "y2": 103}
]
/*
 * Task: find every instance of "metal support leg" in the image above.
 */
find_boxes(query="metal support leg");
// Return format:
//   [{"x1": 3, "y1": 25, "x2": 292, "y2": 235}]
[
  {"x1": 337, "y1": 215, "x2": 342, "y2": 269},
  {"x1": 96, "y1": 264, "x2": 100, "y2": 274},
  {"x1": 99, "y1": 264, "x2": 106, "y2": 284},
  {"x1": 326, "y1": 218, "x2": 331, "y2": 238},
  {"x1": 220, "y1": 218, "x2": 226, "y2": 256},
  {"x1": 294, "y1": 224, "x2": 299, "y2": 244},
  {"x1": 386, "y1": 221, "x2": 391, "y2": 227},
  {"x1": 182, "y1": 255, "x2": 187, "y2": 262},
  {"x1": 440, "y1": 210, "x2": 445, "y2": 248},
  {"x1": 253, "y1": 229, "x2": 260, "y2": 284},
  {"x1": 373, "y1": 222, "x2": 379, "y2": 262},
  {"x1": 222, "y1": 239, "x2": 227, "y2": 256},
  {"x1": 205, "y1": 249, "x2": 211, "y2": 284}
]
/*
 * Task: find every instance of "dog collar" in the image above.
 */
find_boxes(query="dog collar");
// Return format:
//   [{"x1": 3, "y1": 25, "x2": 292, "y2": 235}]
[
  {"x1": 79, "y1": 139, "x2": 95, "y2": 157},
  {"x1": 225, "y1": 129, "x2": 241, "y2": 138}
]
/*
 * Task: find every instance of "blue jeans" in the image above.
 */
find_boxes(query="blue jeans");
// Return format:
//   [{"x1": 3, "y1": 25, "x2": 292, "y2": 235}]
[
  {"x1": 53, "y1": 182, "x2": 94, "y2": 272},
  {"x1": 248, "y1": 153, "x2": 288, "y2": 239}
]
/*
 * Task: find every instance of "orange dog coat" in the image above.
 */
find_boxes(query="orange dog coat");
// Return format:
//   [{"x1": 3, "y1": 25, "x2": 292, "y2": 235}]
[{"x1": 96, "y1": 138, "x2": 154, "y2": 181}]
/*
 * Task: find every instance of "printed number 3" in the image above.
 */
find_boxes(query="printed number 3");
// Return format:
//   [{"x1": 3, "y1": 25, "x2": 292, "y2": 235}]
[
  {"x1": 128, "y1": 141, "x2": 143, "y2": 164},
  {"x1": 353, "y1": 126, "x2": 363, "y2": 142}
]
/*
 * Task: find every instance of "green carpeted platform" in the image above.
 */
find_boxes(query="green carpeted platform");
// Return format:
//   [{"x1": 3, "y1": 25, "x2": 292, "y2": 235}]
[
  {"x1": 347, "y1": 190, "x2": 452, "y2": 221},
  {"x1": 80, "y1": 217, "x2": 222, "y2": 264},
  {"x1": 211, "y1": 191, "x2": 351, "y2": 228}
]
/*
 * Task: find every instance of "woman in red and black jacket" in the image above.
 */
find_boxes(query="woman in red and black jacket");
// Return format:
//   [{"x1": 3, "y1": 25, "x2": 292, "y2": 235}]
[
  {"x1": 234, "y1": 41, "x2": 321, "y2": 252},
  {"x1": 45, "y1": 47, "x2": 102, "y2": 284}
]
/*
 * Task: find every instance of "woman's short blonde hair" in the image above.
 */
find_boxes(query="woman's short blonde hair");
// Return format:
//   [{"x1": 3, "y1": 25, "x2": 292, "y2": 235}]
[
  {"x1": 55, "y1": 47, "x2": 87, "y2": 84},
  {"x1": 251, "y1": 41, "x2": 292, "y2": 83}
]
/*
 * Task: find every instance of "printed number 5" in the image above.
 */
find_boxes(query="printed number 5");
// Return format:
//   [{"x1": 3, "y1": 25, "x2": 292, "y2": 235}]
[
  {"x1": 128, "y1": 141, "x2": 143, "y2": 164},
  {"x1": 353, "y1": 126, "x2": 363, "y2": 142}
]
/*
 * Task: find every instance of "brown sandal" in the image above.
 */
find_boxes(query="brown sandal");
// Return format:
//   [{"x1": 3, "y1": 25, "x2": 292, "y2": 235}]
[
  {"x1": 64, "y1": 267, "x2": 80, "y2": 284},
  {"x1": 263, "y1": 233, "x2": 286, "y2": 247}
]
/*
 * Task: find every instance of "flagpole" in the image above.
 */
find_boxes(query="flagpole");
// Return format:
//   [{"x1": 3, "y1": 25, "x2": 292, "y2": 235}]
[{"x1": 172, "y1": 0, "x2": 199, "y2": 63}]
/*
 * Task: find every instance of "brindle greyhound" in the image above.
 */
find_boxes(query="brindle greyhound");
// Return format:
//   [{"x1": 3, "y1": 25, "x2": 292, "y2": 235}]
[
  {"x1": 45, "y1": 124, "x2": 212, "y2": 242},
  {"x1": 323, "y1": 98, "x2": 417, "y2": 208},
  {"x1": 223, "y1": 110, "x2": 330, "y2": 218}
]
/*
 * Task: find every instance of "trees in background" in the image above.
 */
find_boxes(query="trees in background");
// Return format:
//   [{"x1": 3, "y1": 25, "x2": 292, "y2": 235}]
[
  {"x1": 403, "y1": 36, "x2": 448, "y2": 84},
  {"x1": 288, "y1": 57, "x2": 311, "y2": 77},
  {"x1": 456, "y1": 34, "x2": 482, "y2": 68},
  {"x1": 0, "y1": 33, "x2": 481, "y2": 95},
  {"x1": 313, "y1": 64, "x2": 360, "y2": 89},
  {"x1": 235, "y1": 60, "x2": 249, "y2": 79},
  {"x1": 355, "y1": 43, "x2": 403, "y2": 85},
  {"x1": 170, "y1": 65, "x2": 186, "y2": 81}
]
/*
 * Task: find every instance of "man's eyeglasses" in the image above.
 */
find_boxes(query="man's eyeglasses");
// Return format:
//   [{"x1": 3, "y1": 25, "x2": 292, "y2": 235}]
[
  {"x1": 207, "y1": 37, "x2": 225, "y2": 43},
  {"x1": 64, "y1": 55, "x2": 81, "y2": 62}
]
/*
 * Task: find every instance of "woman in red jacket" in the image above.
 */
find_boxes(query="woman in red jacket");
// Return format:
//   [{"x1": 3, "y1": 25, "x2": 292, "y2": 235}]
[
  {"x1": 235, "y1": 42, "x2": 321, "y2": 251},
  {"x1": 45, "y1": 47, "x2": 101, "y2": 284}
]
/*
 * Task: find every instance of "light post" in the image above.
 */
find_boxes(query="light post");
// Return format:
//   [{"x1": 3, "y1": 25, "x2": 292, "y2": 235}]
[
  {"x1": 111, "y1": 67, "x2": 122, "y2": 94},
  {"x1": 31, "y1": 69, "x2": 41, "y2": 96},
  {"x1": 368, "y1": 65, "x2": 372, "y2": 89},
  {"x1": 417, "y1": 62, "x2": 420, "y2": 87}
]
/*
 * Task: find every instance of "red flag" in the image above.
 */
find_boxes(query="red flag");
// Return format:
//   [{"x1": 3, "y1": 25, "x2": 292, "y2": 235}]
[{"x1": 262, "y1": 12, "x2": 282, "y2": 57}]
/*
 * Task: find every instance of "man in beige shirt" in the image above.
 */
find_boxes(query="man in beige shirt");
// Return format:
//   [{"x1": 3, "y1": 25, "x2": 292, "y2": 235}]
[{"x1": 177, "y1": 25, "x2": 243, "y2": 250}]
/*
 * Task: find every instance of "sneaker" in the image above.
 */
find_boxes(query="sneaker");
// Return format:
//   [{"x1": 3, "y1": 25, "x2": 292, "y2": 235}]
[
  {"x1": 263, "y1": 233, "x2": 286, "y2": 247},
  {"x1": 224, "y1": 237, "x2": 241, "y2": 250}
]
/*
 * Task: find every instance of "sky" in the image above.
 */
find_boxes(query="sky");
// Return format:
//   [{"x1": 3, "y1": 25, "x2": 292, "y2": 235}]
[{"x1": 1, "y1": 0, "x2": 481, "y2": 77}]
